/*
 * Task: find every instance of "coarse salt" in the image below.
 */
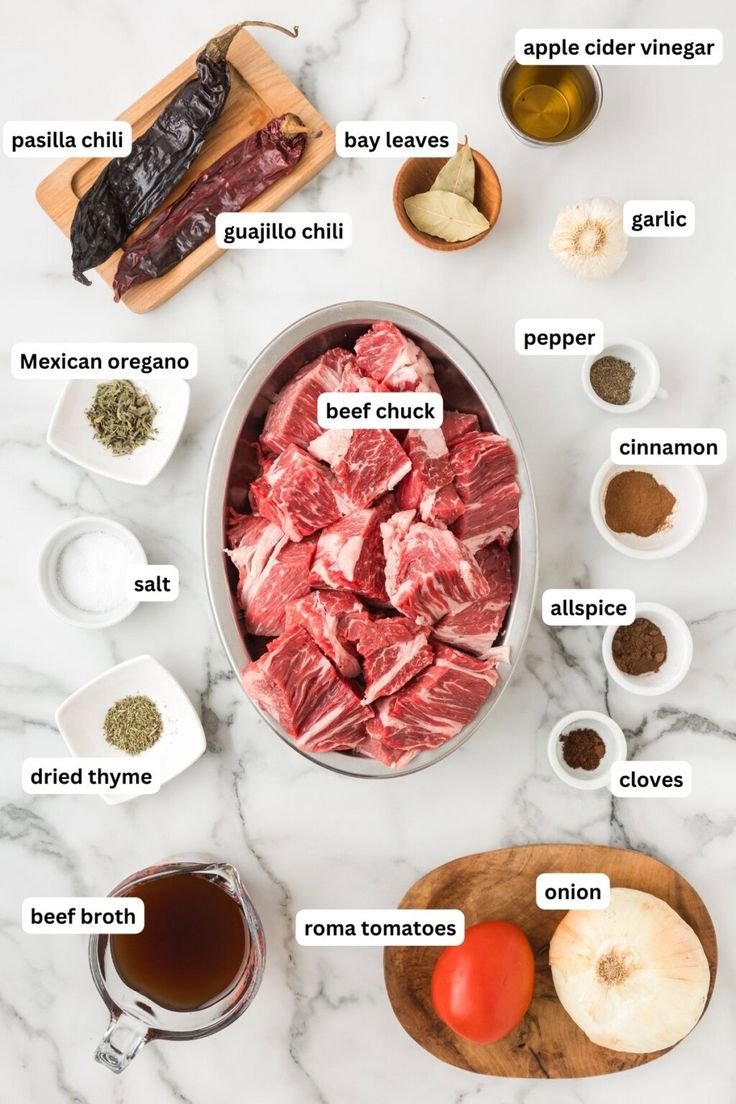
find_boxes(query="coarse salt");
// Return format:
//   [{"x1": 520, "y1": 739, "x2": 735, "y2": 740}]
[{"x1": 56, "y1": 531, "x2": 132, "y2": 613}]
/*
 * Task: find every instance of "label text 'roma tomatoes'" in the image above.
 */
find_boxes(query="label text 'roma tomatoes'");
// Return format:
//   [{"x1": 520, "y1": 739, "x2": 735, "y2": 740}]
[{"x1": 431, "y1": 919, "x2": 535, "y2": 1044}]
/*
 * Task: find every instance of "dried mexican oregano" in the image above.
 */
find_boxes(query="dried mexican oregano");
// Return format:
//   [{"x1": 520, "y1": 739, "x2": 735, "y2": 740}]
[
  {"x1": 104, "y1": 695, "x2": 163, "y2": 755},
  {"x1": 85, "y1": 380, "x2": 158, "y2": 456}
]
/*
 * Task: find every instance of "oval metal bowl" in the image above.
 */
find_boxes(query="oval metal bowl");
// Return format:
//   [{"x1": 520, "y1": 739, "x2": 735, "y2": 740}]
[{"x1": 203, "y1": 301, "x2": 538, "y2": 777}]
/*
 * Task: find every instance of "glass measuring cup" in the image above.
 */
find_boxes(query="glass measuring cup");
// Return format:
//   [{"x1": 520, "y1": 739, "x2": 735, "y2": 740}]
[{"x1": 89, "y1": 858, "x2": 265, "y2": 1072}]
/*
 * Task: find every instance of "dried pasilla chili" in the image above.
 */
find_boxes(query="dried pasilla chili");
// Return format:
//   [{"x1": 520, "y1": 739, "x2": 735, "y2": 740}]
[
  {"x1": 70, "y1": 21, "x2": 298, "y2": 285},
  {"x1": 113, "y1": 114, "x2": 308, "y2": 299}
]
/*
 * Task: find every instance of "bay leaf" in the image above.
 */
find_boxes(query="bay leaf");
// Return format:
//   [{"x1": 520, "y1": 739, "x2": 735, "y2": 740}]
[
  {"x1": 431, "y1": 138, "x2": 475, "y2": 202},
  {"x1": 404, "y1": 190, "x2": 490, "y2": 243}
]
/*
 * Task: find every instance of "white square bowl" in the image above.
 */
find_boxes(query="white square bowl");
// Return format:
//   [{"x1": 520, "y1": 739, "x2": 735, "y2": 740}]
[
  {"x1": 47, "y1": 379, "x2": 190, "y2": 486},
  {"x1": 55, "y1": 655, "x2": 206, "y2": 805}
]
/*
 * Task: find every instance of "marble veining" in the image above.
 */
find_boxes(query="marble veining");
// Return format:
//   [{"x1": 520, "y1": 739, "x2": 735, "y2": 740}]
[{"x1": 1, "y1": 0, "x2": 735, "y2": 1101}]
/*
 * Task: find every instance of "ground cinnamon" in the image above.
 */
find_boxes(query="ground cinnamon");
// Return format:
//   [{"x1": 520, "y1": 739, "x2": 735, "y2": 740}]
[
  {"x1": 604, "y1": 470, "x2": 675, "y2": 537},
  {"x1": 612, "y1": 617, "x2": 667, "y2": 675},
  {"x1": 560, "y1": 727, "x2": 606, "y2": 771}
]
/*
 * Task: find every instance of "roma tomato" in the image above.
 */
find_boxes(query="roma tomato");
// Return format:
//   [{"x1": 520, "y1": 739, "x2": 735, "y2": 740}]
[{"x1": 431, "y1": 920, "x2": 535, "y2": 1044}]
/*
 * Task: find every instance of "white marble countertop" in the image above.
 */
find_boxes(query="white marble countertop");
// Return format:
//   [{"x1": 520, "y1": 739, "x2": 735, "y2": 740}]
[{"x1": 2, "y1": 0, "x2": 735, "y2": 1100}]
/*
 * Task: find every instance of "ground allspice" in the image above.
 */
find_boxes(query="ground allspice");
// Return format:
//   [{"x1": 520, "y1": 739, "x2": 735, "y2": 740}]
[
  {"x1": 560, "y1": 727, "x2": 606, "y2": 771},
  {"x1": 612, "y1": 617, "x2": 668, "y2": 676},
  {"x1": 604, "y1": 470, "x2": 676, "y2": 537},
  {"x1": 589, "y1": 355, "x2": 635, "y2": 405}
]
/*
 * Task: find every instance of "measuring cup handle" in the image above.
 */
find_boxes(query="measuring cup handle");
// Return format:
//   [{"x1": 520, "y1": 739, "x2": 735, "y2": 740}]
[{"x1": 95, "y1": 1011, "x2": 149, "y2": 1073}]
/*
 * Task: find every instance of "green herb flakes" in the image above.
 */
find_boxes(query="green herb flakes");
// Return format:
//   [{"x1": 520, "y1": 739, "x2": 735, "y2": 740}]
[
  {"x1": 104, "y1": 694, "x2": 163, "y2": 755},
  {"x1": 85, "y1": 380, "x2": 158, "y2": 456}
]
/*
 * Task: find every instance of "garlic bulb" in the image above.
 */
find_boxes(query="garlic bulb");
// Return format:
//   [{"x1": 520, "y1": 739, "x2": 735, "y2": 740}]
[
  {"x1": 549, "y1": 197, "x2": 627, "y2": 279},
  {"x1": 550, "y1": 887, "x2": 710, "y2": 1053}
]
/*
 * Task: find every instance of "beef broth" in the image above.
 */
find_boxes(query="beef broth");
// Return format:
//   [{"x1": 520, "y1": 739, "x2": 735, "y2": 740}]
[{"x1": 111, "y1": 872, "x2": 248, "y2": 1012}]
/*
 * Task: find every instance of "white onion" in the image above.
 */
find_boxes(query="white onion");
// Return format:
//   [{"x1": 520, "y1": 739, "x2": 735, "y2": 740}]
[{"x1": 550, "y1": 887, "x2": 710, "y2": 1053}]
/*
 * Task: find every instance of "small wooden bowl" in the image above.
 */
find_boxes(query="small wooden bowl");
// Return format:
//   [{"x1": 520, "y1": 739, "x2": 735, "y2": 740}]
[{"x1": 393, "y1": 148, "x2": 502, "y2": 251}]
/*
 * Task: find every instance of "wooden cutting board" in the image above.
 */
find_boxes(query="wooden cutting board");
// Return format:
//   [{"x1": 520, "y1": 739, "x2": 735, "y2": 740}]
[
  {"x1": 36, "y1": 28, "x2": 335, "y2": 312},
  {"x1": 384, "y1": 844, "x2": 717, "y2": 1079}
]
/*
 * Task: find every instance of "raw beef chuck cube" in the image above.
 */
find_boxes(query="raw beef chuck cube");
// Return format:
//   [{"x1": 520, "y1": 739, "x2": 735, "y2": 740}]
[
  {"x1": 397, "y1": 429, "x2": 451, "y2": 505},
  {"x1": 396, "y1": 428, "x2": 464, "y2": 525},
  {"x1": 351, "y1": 617, "x2": 434, "y2": 703},
  {"x1": 226, "y1": 506, "x2": 261, "y2": 550},
  {"x1": 452, "y1": 480, "x2": 520, "y2": 551},
  {"x1": 260, "y1": 347, "x2": 353, "y2": 454},
  {"x1": 308, "y1": 428, "x2": 351, "y2": 467},
  {"x1": 283, "y1": 591, "x2": 371, "y2": 678},
  {"x1": 450, "y1": 432, "x2": 520, "y2": 551},
  {"x1": 250, "y1": 444, "x2": 341, "y2": 541},
  {"x1": 227, "y1": 519, "x2": 314, "y2": 637},
  {"x1": 426, "y1": 483, "x2": 464, "y2": 526},
  {"x1": 339, "y1": 362, "x2": 387, "y2": 393},
  {"x1": 356, "y1": 732, "x2": 419, "y2": 769},
  {"x1": 354, "y1": 321, "x2": 439, "y2": 392},
  {"x1": 226, "y1": 514, "x2": 283, "y2": 596},
  {"x1": 310, "y1": 497, "x2": 393, "y2": 602},
  {"x1": 433, "y1": 541, "x2": 513, "y2": 656},
  {"x1": 309, "y1": 428, "x2": 410, "y2": 509},
  {"x1": 241, "y1": 628, "x2": 371, "y2": 752},
  {"x1": 381, "y1": 511, "x2": 490, "y2": 625},
  {"x1": 373, "y1": 645, "x2": 503, "y2": 750},
  {"x1": 441, "y1": 410, "x2": 479, "y2": 445},
  {"x1": 450, "y1": 432, "x2": 517, "y2": 501}
]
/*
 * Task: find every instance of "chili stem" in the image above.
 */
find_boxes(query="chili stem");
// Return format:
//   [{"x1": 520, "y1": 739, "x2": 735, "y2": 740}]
[
  {"x1": 206, "y1": 21, "x2": 299, "y2": 62},
  {"x1": 282, "y1": 121, "x2": 309, "y2": 138}
]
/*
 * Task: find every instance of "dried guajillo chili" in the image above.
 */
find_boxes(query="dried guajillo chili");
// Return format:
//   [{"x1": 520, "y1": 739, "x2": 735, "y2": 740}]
[
  {"x1": 113, "y1": 114, "x2": 308, "y2": 299},
  {"x1": 71, "y1": 21, "x2": 299, "y2": 285}
]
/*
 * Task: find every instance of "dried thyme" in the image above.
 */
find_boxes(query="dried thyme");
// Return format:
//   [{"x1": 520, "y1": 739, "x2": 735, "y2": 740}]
[
  {"x1": 104, "y1": 695, "x2": 163, "y2": 755},
  {"x1": 85, "y1": 380, "x2": 158, "y2": 456}
]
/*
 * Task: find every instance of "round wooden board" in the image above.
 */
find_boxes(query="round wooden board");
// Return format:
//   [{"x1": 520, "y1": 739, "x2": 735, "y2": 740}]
[{"x1": 384, "y1": 844, "x2": 717, "y2": 1079}]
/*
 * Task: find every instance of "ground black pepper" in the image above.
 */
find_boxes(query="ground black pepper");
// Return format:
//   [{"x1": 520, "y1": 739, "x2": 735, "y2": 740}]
[
  {"x1": 590, "y1": 355, "x2": 635, "y2": 405},
  {"x1": 560, "y1": 727, "x2": 606, "y2": 771}
]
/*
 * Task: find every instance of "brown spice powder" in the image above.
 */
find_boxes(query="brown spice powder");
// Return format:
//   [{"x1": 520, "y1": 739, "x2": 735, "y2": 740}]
[
  {"x1": 612, "y1": 617, "x2": 668, "y2": 675},
  {"x1": 560, "y1": 727, "x2": 606, "y2": 771},
  {"x1": 604, "y1": 470, "x2": 675, "y2": 537}
]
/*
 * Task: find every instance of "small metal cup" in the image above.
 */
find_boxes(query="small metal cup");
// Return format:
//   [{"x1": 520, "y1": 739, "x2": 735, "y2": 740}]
[{"x1": 499, "y1": 58, "x2": 602, "y2": 146}]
